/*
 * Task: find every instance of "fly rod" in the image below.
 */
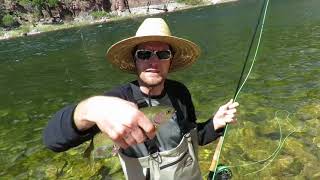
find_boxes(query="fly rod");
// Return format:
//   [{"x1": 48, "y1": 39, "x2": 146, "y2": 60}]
[{"x1": 207, "y1": 0, "x2": 270, "y2": 179}]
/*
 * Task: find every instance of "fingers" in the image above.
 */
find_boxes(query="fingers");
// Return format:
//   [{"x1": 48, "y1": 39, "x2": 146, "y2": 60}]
[
  {"x1": 123, "y1": 133, "x2": 137, "y2": 147},
  {"x1": 85, "y1": 97, "x2": 155, "y2": 149},
  {"x1": 115, "y1": 138, "x2": 129, "y2": 149},
  {"x1": 225, "y1": 100, "x2": 239, "y2": 124},
  {"x1": 107, "y1": 128, "x2": 130, "y2": 149},
  {"x1": 228, "y1": 99, "x2": 239, "y2": 109},
  {"x1": 118, "y1": 126, "x2": 151, "y2": 149},
  {"x1": 213, "y1": 99, "x2": 239, "y2": 130},
  {"x1": 130, "y1": 126, "x2": 147, "y2": 144},
  {"x1": 119, "y1": 107, "x2": 155, "y2": 140},
  {"x1": 223, "y1": 99, "x2": 239, "y2": 109},
  {"x1": 219, "y1": 99, "x2": 233, "y2": 110},
  {"x1": 108, "y1": 124, "x2": 152, "y2": 149},
  {"x1": 223, "y1": 99, "x2": 239, "y2": 115},
  {"x1": 136, "y1": 113, "x2": 156, "y2": 139},
  {"x1": 108, "y1": 128, "x2": 139, "y2": 149},
  {"x1": 225, "y1": 108, "x2": 237, "y2": 115},
  {"x1": 219, "y1": 99, "x2": 239, "y2": 112},
  {"x1": 219, "y1": 99, "x2": 239, "y2": 115},
  {"x1": 224, "y1": 114, "x2": 237, "y2": 124}
]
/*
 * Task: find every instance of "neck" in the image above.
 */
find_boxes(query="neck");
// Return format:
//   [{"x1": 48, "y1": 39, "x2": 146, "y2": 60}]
[{"x1": 138, "y1": 81, "x2": 165, "y2": 96}]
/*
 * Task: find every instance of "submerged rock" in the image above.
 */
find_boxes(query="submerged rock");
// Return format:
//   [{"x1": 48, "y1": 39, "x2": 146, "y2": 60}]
[
  {"x1": 297, "y1": 103, "x2": 320, "y2": 120},
  {"x1": 285, "y1": 139, "x2": 317, "y2": 163},
  {"x1": 312, "y1": 137, "x2": 320, "y2": 148},
  {"x1": 305, "y1": 118, "x2": 320, "y2": 136}
]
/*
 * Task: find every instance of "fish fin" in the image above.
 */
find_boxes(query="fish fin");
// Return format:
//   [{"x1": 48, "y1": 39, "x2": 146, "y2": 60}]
[
  {"x1": 56, "y1": 160, "x2": 68, "y2": 178},
  {"x1": 83, "y1": 138, "x2": 94, "y2": 159}
]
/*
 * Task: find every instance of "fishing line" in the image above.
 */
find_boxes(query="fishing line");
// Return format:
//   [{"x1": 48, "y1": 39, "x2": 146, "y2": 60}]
[
  {"x1": 233, "y1": 0, "x2": 270, "y2": 101},
  {"x1": 225, "y1": 110, "x2": 300, "y2": 172},
  {"x1": 227, "y1": 111, "x2": 285, "y2": 169},
  {"x1": 212, "y1": 0, "x2": 270, "y2": 178},
  {"x1": 61, "y1": 28, "x2": 87, "y2": 88},
  {"x1": 245, "y1": 131, "x2": 296, "y2": 175},
  {"x1": 63, "y1": 25, "x2": 101, "y2": 88},
  {"x1": 243, "y1": 110, "x2": 305, "y2": 175}
]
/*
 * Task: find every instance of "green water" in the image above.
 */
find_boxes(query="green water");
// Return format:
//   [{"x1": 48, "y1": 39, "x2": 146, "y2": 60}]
[{"x1": 0, "y1": 0, "x2": 319, "y2": 179}]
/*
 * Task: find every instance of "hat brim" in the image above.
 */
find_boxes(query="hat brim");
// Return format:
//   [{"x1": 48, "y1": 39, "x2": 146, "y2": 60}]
[{"x1": 106, "y1": 35, "x2": 201, "y2": 74}]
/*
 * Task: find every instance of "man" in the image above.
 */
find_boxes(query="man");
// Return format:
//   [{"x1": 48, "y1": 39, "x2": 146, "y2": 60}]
[{"x1": 43, "y1": 18, "x2": 239, "y2": 180}]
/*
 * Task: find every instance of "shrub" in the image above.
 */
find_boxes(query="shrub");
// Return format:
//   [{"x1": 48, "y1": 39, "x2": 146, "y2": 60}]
[
  {"x1": 20, "y1": 25, "x2": 31, "y2": 33},
  {"x1": 176, "y1": 0, "x2": 204, "y2": 5},
  {"x1": 2, "y1": 14, "x2": 16, "y2": 27},
  {"x1": 90, "y1": 11, "x2": 115, "y2": 19},
  {"x1": 48, "y1": 0, "x2": 59, "y2": 7}
]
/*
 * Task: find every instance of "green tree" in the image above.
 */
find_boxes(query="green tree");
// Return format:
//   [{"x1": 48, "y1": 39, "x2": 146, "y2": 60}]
[{"x1": 25, "y1": 0, "x2": 59, "y2": 18}]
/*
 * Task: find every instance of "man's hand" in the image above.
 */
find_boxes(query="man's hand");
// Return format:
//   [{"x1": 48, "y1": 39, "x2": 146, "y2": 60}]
[
  {"x1": 74, "y1": 96, "x2": 156, "y2": 149},
  {"x1": 212, "y1": 99, "x2": 239, "y2": 130}
]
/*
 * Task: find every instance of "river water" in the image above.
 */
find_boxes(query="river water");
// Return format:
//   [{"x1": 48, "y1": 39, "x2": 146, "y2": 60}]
[{"x1": 0, "y1": 0, "x2": 319, "y2": 179}]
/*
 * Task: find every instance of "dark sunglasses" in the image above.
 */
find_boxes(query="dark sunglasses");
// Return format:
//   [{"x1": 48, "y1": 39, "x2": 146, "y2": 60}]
[{"x1": 135, "y1": 49, "x2": 172, "y2": 61}]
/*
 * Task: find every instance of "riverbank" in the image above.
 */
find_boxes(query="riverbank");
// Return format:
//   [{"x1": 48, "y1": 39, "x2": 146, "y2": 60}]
[{"x1": 0, "y1": 0, "x2": 238, "y2": 41}]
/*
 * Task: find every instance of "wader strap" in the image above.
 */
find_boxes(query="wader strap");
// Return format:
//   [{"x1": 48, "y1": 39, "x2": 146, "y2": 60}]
[
  {"x1": 129, "y1": 83, "x2": 162, "y2": 180},
  {"x1": 146, "y1": 169, "x2": 150, "y2": 180},
  {"x1": 145, "y1": 139, "x2": 160, "y2": 154},
  {"x1": 145, "y1": 139, "x2": 160, "y2": 180},
  {"x1": 129, "y1": 83, "x2": 147, "y2": 108},
  {"x1": 129, "y1": 83, "x2": 160, "y2": 154},
  {"x1": 149, "y1": 156, "x2": 161, "y2": 180}
]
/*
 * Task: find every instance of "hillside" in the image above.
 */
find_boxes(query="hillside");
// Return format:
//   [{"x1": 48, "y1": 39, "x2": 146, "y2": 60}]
[{"x1": 0, "y1": 0, "x2": 234, "y2": 39}]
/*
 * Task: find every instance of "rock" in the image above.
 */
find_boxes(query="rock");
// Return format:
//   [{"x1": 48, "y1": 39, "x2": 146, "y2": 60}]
[
  {"x1": 27, "y1": 29, "x2": 40, "y2": 36},
  {"x1": 313, "y1": 171, "x2": 320, "y2": 179},
  {"x1": 301, "y1": 162, "x2": 320, "y2": 178},
  {"x1": 305, "y1": 118, "x2": 320, "y2": 136},
  {"x1": 297, "y1": 103, "x2": 320, "y2": 120},
  {"x1": 312, "y1": 137, "x2": 320, "y2": 148},
  {"x1": 285, "y1": 139, "x2": 317, "y2": 163},
  {"x1": 268, "y1": 155, "x2": 295, "y2": 174}
]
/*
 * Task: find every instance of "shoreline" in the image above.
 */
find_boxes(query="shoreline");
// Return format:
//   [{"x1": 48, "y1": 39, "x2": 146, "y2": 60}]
[{"x1": 0, "y1": 0, "x2": 237, "y2": 41}]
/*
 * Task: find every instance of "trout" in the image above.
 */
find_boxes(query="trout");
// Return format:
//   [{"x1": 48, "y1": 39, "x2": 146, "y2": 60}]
[{"x1": 84, "y1": 105, "x2": 175, "y2": 159}]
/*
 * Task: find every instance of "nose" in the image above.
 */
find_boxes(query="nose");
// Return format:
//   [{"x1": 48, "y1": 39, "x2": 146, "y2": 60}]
[
  {"x1": 148, "y1": 53, "x2": 160, "y2": 64},
  {"x1": 147, "y1": 55, "x2": 160, "y2": 69}
]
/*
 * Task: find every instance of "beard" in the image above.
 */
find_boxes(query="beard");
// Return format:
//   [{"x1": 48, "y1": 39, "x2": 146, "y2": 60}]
[{"x1": 138, "y1": 72, "x2": 165, "y2": 88}]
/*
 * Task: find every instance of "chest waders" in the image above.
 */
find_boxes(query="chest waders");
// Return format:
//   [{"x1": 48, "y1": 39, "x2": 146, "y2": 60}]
[
  {"x1": 118, "y1": 128, "x2": 201, "y2": 180},
  {"x1": 117, "y1": 84, "x2": 202, "y2": 180}
]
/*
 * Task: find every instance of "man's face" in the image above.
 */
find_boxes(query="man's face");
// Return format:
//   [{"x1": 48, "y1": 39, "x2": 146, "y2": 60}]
[{"x1": 135, "y1": 41, "x2": 172, "y2": 87}]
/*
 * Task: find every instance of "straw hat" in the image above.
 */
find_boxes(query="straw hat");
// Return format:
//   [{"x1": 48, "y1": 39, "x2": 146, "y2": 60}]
[{"x1": 106, "y1": 18, "x2": 200, "y2": 74}]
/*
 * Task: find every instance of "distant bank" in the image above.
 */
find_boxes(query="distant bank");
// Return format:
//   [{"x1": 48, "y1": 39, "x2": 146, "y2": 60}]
[{"x1": 0, "y1": 0, "x2": 238, "y2": 41}]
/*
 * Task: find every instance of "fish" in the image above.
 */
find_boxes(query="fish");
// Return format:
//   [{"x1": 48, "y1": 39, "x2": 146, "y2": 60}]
[{"x1": 84, "y1": 105, "x2": 175, "y2": 160}]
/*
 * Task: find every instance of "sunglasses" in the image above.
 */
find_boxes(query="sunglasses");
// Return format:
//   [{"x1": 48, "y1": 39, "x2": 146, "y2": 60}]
[{"x1": 135, "y1": 49, "x2": 172, "y2": 61}]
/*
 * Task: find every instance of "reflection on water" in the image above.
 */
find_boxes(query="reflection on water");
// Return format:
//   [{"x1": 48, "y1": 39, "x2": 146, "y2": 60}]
[{"x1": 0, "y1": 0, "x2": 319, "y2": 179}]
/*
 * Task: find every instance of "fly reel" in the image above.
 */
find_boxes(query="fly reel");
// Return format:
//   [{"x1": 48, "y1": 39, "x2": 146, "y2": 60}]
[
  {"x1": 207, "y1": 164, "x2": 232, "y2": 180},
  {"x1": 214, "y1": 165, "x2": 232, "y2": 180}
]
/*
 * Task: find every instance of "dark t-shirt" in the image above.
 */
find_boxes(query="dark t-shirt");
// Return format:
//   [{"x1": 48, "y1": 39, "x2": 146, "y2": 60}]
[{"x1": 43, "y1": 79, "x2": 224, "y2": 156}]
